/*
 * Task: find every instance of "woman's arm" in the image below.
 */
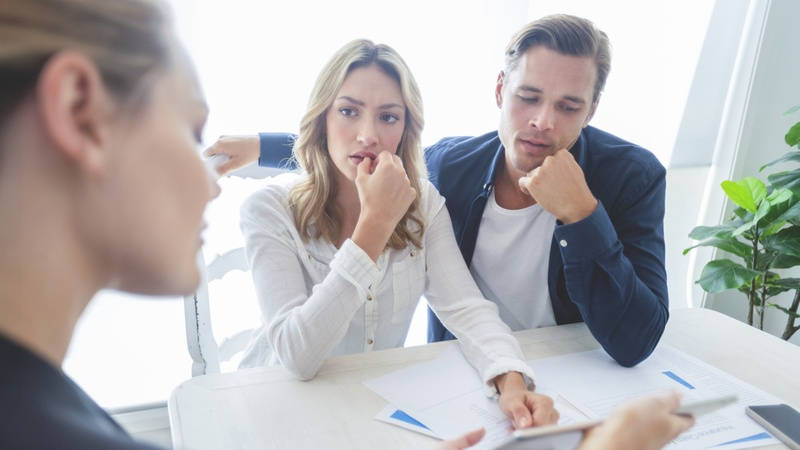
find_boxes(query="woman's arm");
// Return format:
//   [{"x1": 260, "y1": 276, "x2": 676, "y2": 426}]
[
  {"x1": 422, "y1": 198, "x2": 557, "y2": 427},
  {"x1": 240, "y1": 191, "x2": 379, "y2": 380}
]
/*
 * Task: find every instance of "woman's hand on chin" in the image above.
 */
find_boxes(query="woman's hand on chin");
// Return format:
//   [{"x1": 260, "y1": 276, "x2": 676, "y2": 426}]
[{"x1": 351, "y1": 152, "x2": 416, "y2": 261}]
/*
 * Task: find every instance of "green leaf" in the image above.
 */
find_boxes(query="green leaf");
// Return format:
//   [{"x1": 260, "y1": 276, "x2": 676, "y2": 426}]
[
  {"x1": 753, "y1": 197, "x2": 771, "y2": 224},
  {"x1": 682, "y1": 238, "x2": 753, "y2": 258},
  {"x1": 732, "y1": 220, "x2": 755, "y2": 238},
  {"x1": 785, "y1": 105, "x2": 800, "y2": 115},
  {"x1": 787, "y1": 122, "x2": 800, "y2": 147},
  {"x1": 688, "y1": 224, "x2": 737, "y2": 241},
  {"x1": 721, "y1": 180, "x2": 757, "y2": 213},
  {"x1": 772, "y1": 253, "x2": 800, "y2": 269},
  {"x1": 755, "y1": 252, "x2": 778, "y2": 271},
  {"x1": 761, "y1": 227, "x2": 800, "y2": 258},
  {"x1": 743, "y1": 177, "x2": 767, "y2": 204},
  {"x1": 768, "y1": 303, "x2": 800, "y2": 319},
  {"x1": 773, "y1": 200, "x2": 800, "y2": 225},
  {"x1": 761, "y1": 220, "x2": 787, "y2": 238},
  {"x1": 760, "y1": 152, "x2": 800, "y2": 171},
  {"x1": 753, "y1": 192, "x2": 796, "y2": 235},
  {"x1": 768, "y1": 171, "x2": 800, "y2": 196},
  {"x1": 767, "y1": 188, "x2": 794, "y2": 205},
  {"x1": 767, "y1": 277, "x2": 800, "y2": 290},
  {"x1": 732, "y1": 207, "x2": 749, "y2": 219},
  {"x1": 696, "y1": 259, "x2": 761, "y2": 293}
]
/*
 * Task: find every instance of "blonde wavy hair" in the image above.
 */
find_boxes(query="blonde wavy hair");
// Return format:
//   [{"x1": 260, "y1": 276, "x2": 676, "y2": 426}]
[{"x1": 289, "y1": 39, "x2": 426, "y2": 250}]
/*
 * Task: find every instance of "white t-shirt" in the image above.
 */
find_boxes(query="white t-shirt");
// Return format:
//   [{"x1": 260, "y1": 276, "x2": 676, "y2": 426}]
[{"x1": 470, "y1": 190, "x2": 557, "y2": 330}]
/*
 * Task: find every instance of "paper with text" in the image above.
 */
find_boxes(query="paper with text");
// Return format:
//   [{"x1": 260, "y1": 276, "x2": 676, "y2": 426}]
[
  {"x1": 364, "y1": 345, "x2": 587, "y2": 449},
  {"x1": 529, "y1": 345, "x2": 780, "y2": 449}
]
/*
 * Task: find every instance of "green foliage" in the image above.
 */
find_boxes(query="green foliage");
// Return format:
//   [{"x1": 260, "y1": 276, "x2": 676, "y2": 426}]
[
  {"x1": 685, "y1": 110, "x2": 800, "y2": 339},
  {"x1": 787, "y1": 122, "x2": 800, "y2": 148},
  {"x1": 696, "y1": 260, "x2": 760, "y2": 293}
]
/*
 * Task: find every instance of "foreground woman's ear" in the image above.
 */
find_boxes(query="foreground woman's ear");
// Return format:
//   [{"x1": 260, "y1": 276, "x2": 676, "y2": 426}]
[{"x1": 36, "y1": 51, "x2": 113, "y2": 176}]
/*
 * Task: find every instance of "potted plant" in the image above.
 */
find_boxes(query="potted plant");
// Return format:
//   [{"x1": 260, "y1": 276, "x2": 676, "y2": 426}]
[{"x1": 684, "y1": 107, "x2": 800, "y2": 340}]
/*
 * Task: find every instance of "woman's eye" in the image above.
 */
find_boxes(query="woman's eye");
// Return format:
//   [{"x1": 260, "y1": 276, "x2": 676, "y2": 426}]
[
  {"x1": 518, "y1": 96, "x2": 538, "y2": 104},
  {"x1": 339, "y1": 107, "x2": 358, "y2": 117},
  {"x1": 381, "y1": 113, "x2": 399, "y2": 124}
]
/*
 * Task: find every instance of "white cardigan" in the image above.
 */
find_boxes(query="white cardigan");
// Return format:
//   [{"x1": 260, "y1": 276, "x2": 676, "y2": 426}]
[{"x1": 239, "y1": 173, "x2": 535, "y2": 394}]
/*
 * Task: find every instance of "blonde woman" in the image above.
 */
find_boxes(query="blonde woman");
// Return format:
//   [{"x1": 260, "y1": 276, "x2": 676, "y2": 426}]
[{"x1": 239, "y1": 39, "x2": 558, "y2": 429}]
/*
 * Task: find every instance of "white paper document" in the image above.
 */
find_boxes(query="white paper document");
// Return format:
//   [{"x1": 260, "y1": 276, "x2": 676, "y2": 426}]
[
  {"x1": 529, "y1": 345, "x2": 780, "y2": 449},
  {"x1": 364, "y1": 345, "x2": 587, "y2": 449},
  {"x1": 364, "y1": 344, "x2": 782, "y2": 450},
  {"x1": 374, "y1": 404, "x2": 440, "y2": 438}
]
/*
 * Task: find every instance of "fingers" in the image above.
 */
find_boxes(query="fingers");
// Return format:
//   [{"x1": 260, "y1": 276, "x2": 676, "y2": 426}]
[
  {"x1": 203, "y1": 146, "x2": 215, "y2": 157},
  {"x1": 661, "y1": 391, "x2": 682, "y2": 410},
  {"x1": 509, "y1": 401, "x2": 533, "y2": 429},
  {"x1": 216, "y1": 160, "x2": 236, "y2": 176},
  {"x1": 437, "y1": 428, "x2": 485, "y2": 450},
  {"x1": 357, "y1": 156, "x2": 372, "y2": 178},
  {"x1": 459, "y1": 427, "x2": 486, "y2": 447},
  {"x1": 518, "y1": 176, "x2": 532, "y2": 196},
  {"x1": 529, "y1": 394, "x2": 558, "y2": 426}
]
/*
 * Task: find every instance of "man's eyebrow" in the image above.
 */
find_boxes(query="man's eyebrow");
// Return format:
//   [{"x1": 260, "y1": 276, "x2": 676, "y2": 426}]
[
  {"x1": 517, "y1": 86, "x2": 587, "y2": 104},
  {"x1": 563, "y1": 96, "x2": 586, "y2": 104},
  {"x1": 518, "y1": 86, "x2": 543, "y2": 94}
]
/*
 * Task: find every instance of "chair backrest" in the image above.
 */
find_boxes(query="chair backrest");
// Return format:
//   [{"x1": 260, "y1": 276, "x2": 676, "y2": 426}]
[
  {"x1": 183, "y1": 163, "x2": 285, "y2": 377},
  {"x1": 184, "y1": 248, "x2": 253, "y2": 376}
]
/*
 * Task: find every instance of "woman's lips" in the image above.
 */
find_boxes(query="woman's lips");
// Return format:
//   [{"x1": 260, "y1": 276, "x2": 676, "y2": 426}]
[{"x1": 349, "y1": 151, "x2": 377, "y2": 163}]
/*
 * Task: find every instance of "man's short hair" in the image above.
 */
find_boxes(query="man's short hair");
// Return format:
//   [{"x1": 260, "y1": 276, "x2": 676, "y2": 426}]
[{"x1": 505, "y1": 14, "x2": 610, "y2": 102}]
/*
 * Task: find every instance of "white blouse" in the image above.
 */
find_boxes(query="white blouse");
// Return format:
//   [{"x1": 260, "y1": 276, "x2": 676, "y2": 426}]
[{"x1": 239, "y1": 173, "x2": 535, "y2": 394}]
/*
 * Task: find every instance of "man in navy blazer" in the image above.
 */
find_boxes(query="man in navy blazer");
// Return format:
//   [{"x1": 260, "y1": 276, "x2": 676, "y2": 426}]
[{"x1": 208, "y1": 14, "x2": 668, "y2": 367}]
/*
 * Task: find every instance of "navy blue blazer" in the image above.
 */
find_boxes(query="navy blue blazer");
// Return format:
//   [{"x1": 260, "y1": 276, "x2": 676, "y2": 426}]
[
  {"x1": 256, "y1": 126, "x2": 668, "y2": 367},
  {"x1": 0, "y1": 333, "x2": 162, "y2": 449}
]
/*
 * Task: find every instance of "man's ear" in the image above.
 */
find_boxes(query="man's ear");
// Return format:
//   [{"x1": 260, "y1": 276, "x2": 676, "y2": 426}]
[
  {"x1": 36, "y1": 51, "x2": 112, "y2": 176},
  {"x1": 583, "y1": 96, "x2": 600, "y2": 127},
  {"x1": 495, "y1": 70, "x2": 506, "y2": 108}
]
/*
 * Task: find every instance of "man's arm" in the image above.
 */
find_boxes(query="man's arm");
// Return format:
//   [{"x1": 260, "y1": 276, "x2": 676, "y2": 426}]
[
  {"x1": 554, "y1": 165, "x2": 668, "y2": 367},
  {"x1": 520, "y1": 149, "x2": 668, "y2": 367},
  {"x1": 202, "y1": 133, "x2": 296, "y2": 175},
  {"x1": 257, "y1": 133, "x2": 297, "y2": 169}
]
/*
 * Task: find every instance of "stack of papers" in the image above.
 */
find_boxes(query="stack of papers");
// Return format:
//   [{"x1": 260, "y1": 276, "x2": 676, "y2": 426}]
[
  {"x1": 364, "y1": 345, "x2": 781, "y2": 449},
  {"x1": 364, "y1": 346, "x2": 587, "y2": 449}
]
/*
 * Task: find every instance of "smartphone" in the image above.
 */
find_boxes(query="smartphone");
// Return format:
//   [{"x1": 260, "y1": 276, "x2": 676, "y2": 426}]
[{"x1": 746, "y1": 404, "x2": 800, "y2": 450}]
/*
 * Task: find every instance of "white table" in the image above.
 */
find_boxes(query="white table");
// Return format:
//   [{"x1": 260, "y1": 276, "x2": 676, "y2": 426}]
[{"x1": 168, "y1": 308, "x2": 800, "y2": 449}]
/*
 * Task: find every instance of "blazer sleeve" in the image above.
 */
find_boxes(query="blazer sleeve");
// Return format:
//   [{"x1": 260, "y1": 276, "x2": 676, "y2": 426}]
[
  {"x1": 257, "y1": 132, "x2": 298, "y2": 169},
  {"x1": 554, "y1": 163, "x2": 668, "y2": 367}
]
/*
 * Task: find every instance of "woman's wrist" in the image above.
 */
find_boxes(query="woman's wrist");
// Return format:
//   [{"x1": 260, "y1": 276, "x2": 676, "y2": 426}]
[
  {"x1": 493, "y1": 371, "x2": 527, "y2": 395},
  {"x1": 351, "y1": 213, "x2": 395, "y2": 262}
]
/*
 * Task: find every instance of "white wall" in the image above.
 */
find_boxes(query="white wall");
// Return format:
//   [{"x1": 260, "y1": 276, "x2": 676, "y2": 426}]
[{"x1": 699, "y1": 0, "x2": 800, "y2": 345}]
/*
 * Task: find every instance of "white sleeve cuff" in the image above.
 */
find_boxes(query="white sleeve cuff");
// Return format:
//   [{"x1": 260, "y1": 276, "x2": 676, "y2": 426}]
[
  {"x1": 481, "y1": 358, "x2": 537, "y2": 398},
  {"x1": 329, "y1": 239, "x2": 382, "y2": 292}
]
